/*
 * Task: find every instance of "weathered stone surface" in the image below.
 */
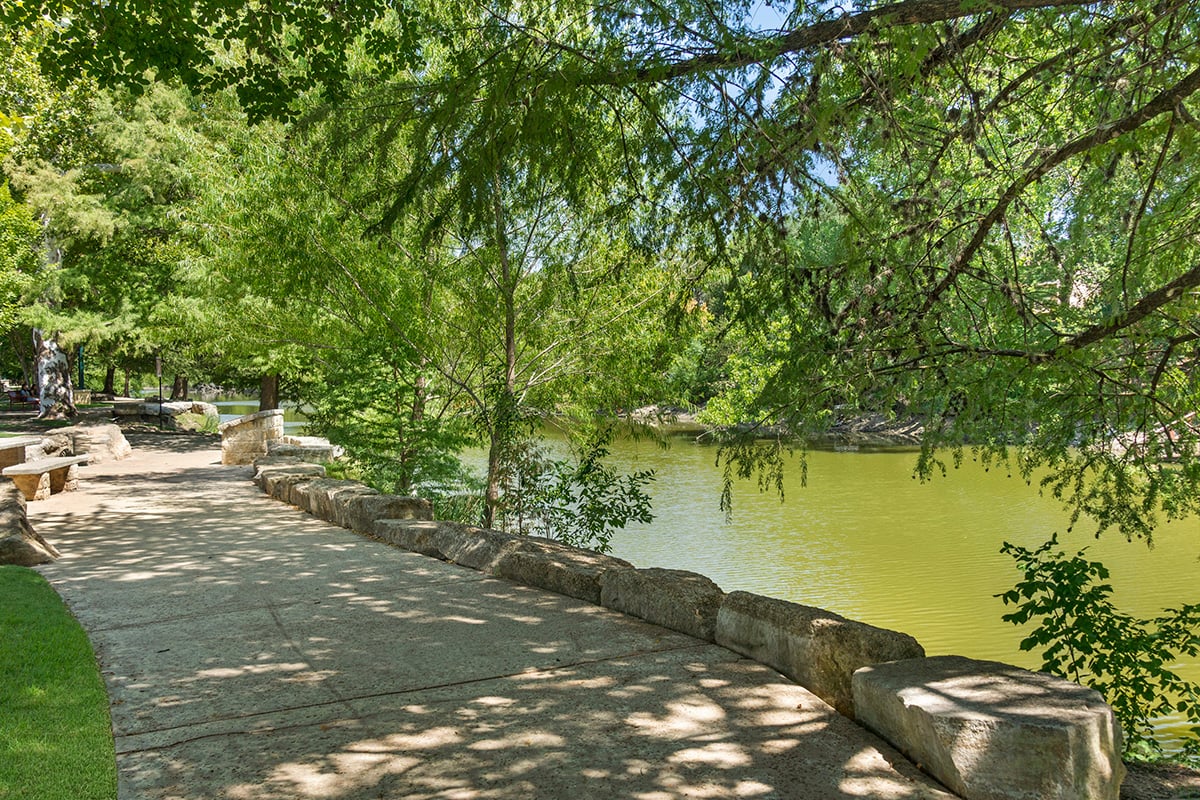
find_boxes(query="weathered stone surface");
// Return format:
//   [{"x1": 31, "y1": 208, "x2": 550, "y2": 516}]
[
  {"x1": 220, "y1": 410, "x2": 285, "y2": 465},
  {"x1": 283, "y1": 477, "x2": 376, "y2": 525},
  {"x1": 435, "y1": 523, "x2": 520, "y2": 571},
  {"x1": 330, "y1": 485, "x2": 380, "y2": 529},
  {"x1": 0, "y1": 482, "x2": 58, "y2": 565},
  {"x1": 253, "y1": 460, "x2": 324, "y2": 490},
  {"x1": 374, "y1": 520, "x2": 446, "y2": 558},
  {"x1": 59, "y1": 423, "x2": 132, "y2": 464},
  {"x1": 852, "y1": 655, "x2": 1125, "y2": 800},
  {"x1": 266, "y1": 440, "x2": 335, "y2": 462},
  {"x1": 142, "y1": 400, "x2": 219, "y2": 419},
  {"x1": 264, "y1": 467, "x2": 327, "y2": 502},
  {"x1": 600, "y1": 567, "x2": 725, "y2": 641},
  {"x1": 715, "y1": 590, "x2": 924, "y2": 717},
  {"x1": 343, "y1": 494, "x2": 433, "y2": 536},
  {"x1": 491, "y1": 539, "x2": 633, "y2": 605}
]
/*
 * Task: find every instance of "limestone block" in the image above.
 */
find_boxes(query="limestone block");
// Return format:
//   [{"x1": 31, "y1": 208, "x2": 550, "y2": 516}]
[
  {"x1": 254, "y1": 462, "x2": 325, "y2": 493},
  {"x1": 292, "y1": 479, "x2": 376, "y2": 525},
  {"x1": 0, "y1": 436, "x2": 44, "y2": 469},
  {"x1": 267, "y1": 440, "x2": 336, "y2": 462},
  {"x1": 852, "y1": 656, "x2": 1125, "y2": 800},
  {"x1": 50, "y1": 463, "x2": 79, "y2": 493},
  {"x1": 220, "y1": 410, "x2": 285, "y2": 465},
  {"x1": 374, "y1": 520, "x2": 447, "y2": 558},
  {"x1": 600, "y1": 567, "x2": 725, "y2": 641},
  {"x1": 266, "y1": 468, "x2": 326, "y2": 502},
  {"x1": 435, "y1": 523, "x2": 520, "y2": 571},
  {"x1": 715, "y1": 590, "x2": 924, "y2": 717},
  {"x1": 0, "y1": 483, "x2": 57, "y2": 565},
  {"x1": 62, "y1": 423, "x2": 132, "y2": 463},
  {"x1": 491, "y1": 539, "x2": 633, "y2": 605},
  {"x1": 343, "y1": 494, "x2": 433, "y2": 536},
  {"x1": 287, "y1": 478, "x2": 375, "y2": 525}
]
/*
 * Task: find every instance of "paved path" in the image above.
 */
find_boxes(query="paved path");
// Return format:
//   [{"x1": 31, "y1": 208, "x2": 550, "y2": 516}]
[{"x1": 29, "y1": 434, "x2": 955, "y2": 799}]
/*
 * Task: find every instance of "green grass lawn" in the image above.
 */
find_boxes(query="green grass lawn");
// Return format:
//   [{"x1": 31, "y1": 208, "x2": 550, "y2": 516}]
[{"x1": 0, "y1": 566, "x2": 116, "y2": 800}]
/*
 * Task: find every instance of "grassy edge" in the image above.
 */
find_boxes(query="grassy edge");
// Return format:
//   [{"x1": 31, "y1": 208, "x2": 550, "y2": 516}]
[{"x1": 0, "y1": 565, "x2": 117, "y2": 800}]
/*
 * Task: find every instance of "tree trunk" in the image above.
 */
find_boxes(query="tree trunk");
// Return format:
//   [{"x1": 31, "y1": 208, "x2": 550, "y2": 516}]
[
  {"x1": 103, "y1": 365, "x2": 116, "y2": 396},
  {"x1": 482, "y1": 188, "x2": 520, "y2": 530},
  {"x1": 259, "y1": 373, "x2": 280, "y2": 411},
  {"x1": 122, "y1": 368, "x2": 131, "y2": 397},
  {"x1": 33, "y1": 330, "x2": 76, "y2": 419},
  {"x1": 170, "y1": 373, "x2": 188, "y2": 401}
]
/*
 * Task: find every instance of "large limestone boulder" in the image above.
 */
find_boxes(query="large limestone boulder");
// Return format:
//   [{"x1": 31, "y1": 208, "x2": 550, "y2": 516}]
[
  {"x1": 491, "y1": 538, "x2": 633, "y2": 605},
  {"x1": 268, "y1": 437, "x2": 337, "y2": 462},
  {"x1": 715, "y1": 590, "x2": 924, "y2": 717},
  {"x1": 292, "y1": 478, "x2": 375, "y2": 524},
  {"x1": 0, "y1": 482, "x2": 59, "y2": 565},
  {"x1": 435, "y1": 523, "x2": 521, "y2": 571},
  {"x1": 58, "y1": 423, "x2": 132, "y2": 464},
  {"x1": 600, "y1": 567, "x2": 725, "y2": 641},
  {"x1": 343, "y1": 494, "x2": 434, "y2": 536},
  {"x1": 374, "y1": 520, "x2": 448, "y2": 558},
  {"x1": 852, "y1": 656, "x2": 1125, "y2": 800},
  {"x1": 254, "y1": 463, "x2": 327, "y2": 500}
]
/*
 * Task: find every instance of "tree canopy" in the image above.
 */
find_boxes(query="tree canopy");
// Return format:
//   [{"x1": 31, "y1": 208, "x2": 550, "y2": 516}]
[{"x1": 8, "y1": 0, "x2": 1200, "y2": 537}]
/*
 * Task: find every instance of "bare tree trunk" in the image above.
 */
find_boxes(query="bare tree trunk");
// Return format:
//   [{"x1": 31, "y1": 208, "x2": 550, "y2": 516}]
[
  {"x1": 169, "y1": 374, "x2": 188, "y2": 401},
  {"x1": 33, "y1": 330, "x2": 76, "y2": 419},
  {"x1": 103, "y1": 365, "x2": 116, "y2": 396},
  {"x1": 122, "y1": 368, "x2": 131, "y2": 397},
  {"x1": 259, "y1": 373, "x2": 280, "y2": 411}
]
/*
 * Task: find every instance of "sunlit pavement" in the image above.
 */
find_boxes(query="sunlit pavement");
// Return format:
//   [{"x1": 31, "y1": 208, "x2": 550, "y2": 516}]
[{"x1": 30, "y1": 433, "x2": 956, "y2": 799}]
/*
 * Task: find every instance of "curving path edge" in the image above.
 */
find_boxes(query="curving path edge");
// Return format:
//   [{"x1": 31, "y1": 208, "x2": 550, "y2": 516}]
[{"x1": 29, "y1": 433, "x2": 957, "y2": 799}]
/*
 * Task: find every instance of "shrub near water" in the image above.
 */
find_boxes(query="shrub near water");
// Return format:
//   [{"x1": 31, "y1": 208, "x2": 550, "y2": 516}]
[
  {"x1": 999, "y1": 536, "x2": 1200, "y2": 764},
  {"x1": 0, "y1": 566, "x2": 116, "y2": 800}
]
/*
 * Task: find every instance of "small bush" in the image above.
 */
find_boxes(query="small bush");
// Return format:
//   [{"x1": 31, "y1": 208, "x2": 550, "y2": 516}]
[{"x1": 999, "y1": 536, "x2": 1200, "y2": 762}]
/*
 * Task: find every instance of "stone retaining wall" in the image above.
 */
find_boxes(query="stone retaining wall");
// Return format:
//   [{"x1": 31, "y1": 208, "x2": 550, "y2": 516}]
[
  {"x1": 220, "y1": 410, "x2": 285, "y2": 465},
  {"x1": 250, "y1": 457, "x2": 1126, "y2": 800}
]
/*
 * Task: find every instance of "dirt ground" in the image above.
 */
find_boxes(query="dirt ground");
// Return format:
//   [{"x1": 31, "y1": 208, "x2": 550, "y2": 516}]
[{"x1": 1122, "y1": 761, "x2": 1200, "y2": 800}]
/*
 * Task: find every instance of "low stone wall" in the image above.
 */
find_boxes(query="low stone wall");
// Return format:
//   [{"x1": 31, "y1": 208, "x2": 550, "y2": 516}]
[
  {"x1": 114, "y1": 399, "x2": 220, "y2": 429},
  {"x1": 0, "y1": 481, "x2": 58, "y2": 565},
  {"x1": 220, "y1": 410, "x2": 285, "y2": 465},
  {"x1": 250, "y1": 458, "x2": 1126, "y2": 800}
]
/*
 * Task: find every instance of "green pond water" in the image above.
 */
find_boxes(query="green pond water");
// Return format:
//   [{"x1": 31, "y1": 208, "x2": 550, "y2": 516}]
[{"x1": 586, "y1": 433, "x2": 1200, "y2": 740}]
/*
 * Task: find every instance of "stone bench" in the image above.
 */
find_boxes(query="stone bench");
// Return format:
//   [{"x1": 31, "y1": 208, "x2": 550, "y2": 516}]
[
  {"x1": 2, "y1": 455, "x2": 90, "y2": 501},
  {"x1": 0, "y1": 436, "x2": 45, "y2": 469}
]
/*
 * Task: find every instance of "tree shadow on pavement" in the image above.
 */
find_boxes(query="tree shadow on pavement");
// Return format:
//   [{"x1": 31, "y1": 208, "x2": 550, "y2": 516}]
[{"x1": 30, "y1": 454, "x2": 955, "y2": 800}]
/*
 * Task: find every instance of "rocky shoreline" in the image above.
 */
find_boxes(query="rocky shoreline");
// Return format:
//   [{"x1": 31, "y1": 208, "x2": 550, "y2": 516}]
[{"x1": 630, "y1": 405, "x2": 926, "y2": 449}]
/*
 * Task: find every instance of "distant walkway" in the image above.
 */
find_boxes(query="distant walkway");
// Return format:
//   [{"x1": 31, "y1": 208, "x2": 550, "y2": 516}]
[{"x1": 29, "y1": 433, "x2": 954, "y2": 799}]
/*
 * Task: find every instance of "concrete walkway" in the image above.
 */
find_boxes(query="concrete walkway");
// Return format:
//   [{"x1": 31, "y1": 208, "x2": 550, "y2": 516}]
[{"x1": 29, "y1": 433, "x2": 956, "y2": 799}]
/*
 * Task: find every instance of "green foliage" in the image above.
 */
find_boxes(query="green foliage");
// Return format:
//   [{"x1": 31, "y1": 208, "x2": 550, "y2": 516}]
[
  {"x1": 495, "y1": 426, "x2": 655, "y2": 553},
  {"x1": 0, "y1": 566, "x2": 116, "y2": 800},
  {"x1": 999, "y1": 536, "x2": 1200, "y2": 761},
  {"x1": 3, "y1": 1, "x2": 422, "y2": 123},
  {"x1": 301, "y1": 348, "x2": 476, "y2": 496}
]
